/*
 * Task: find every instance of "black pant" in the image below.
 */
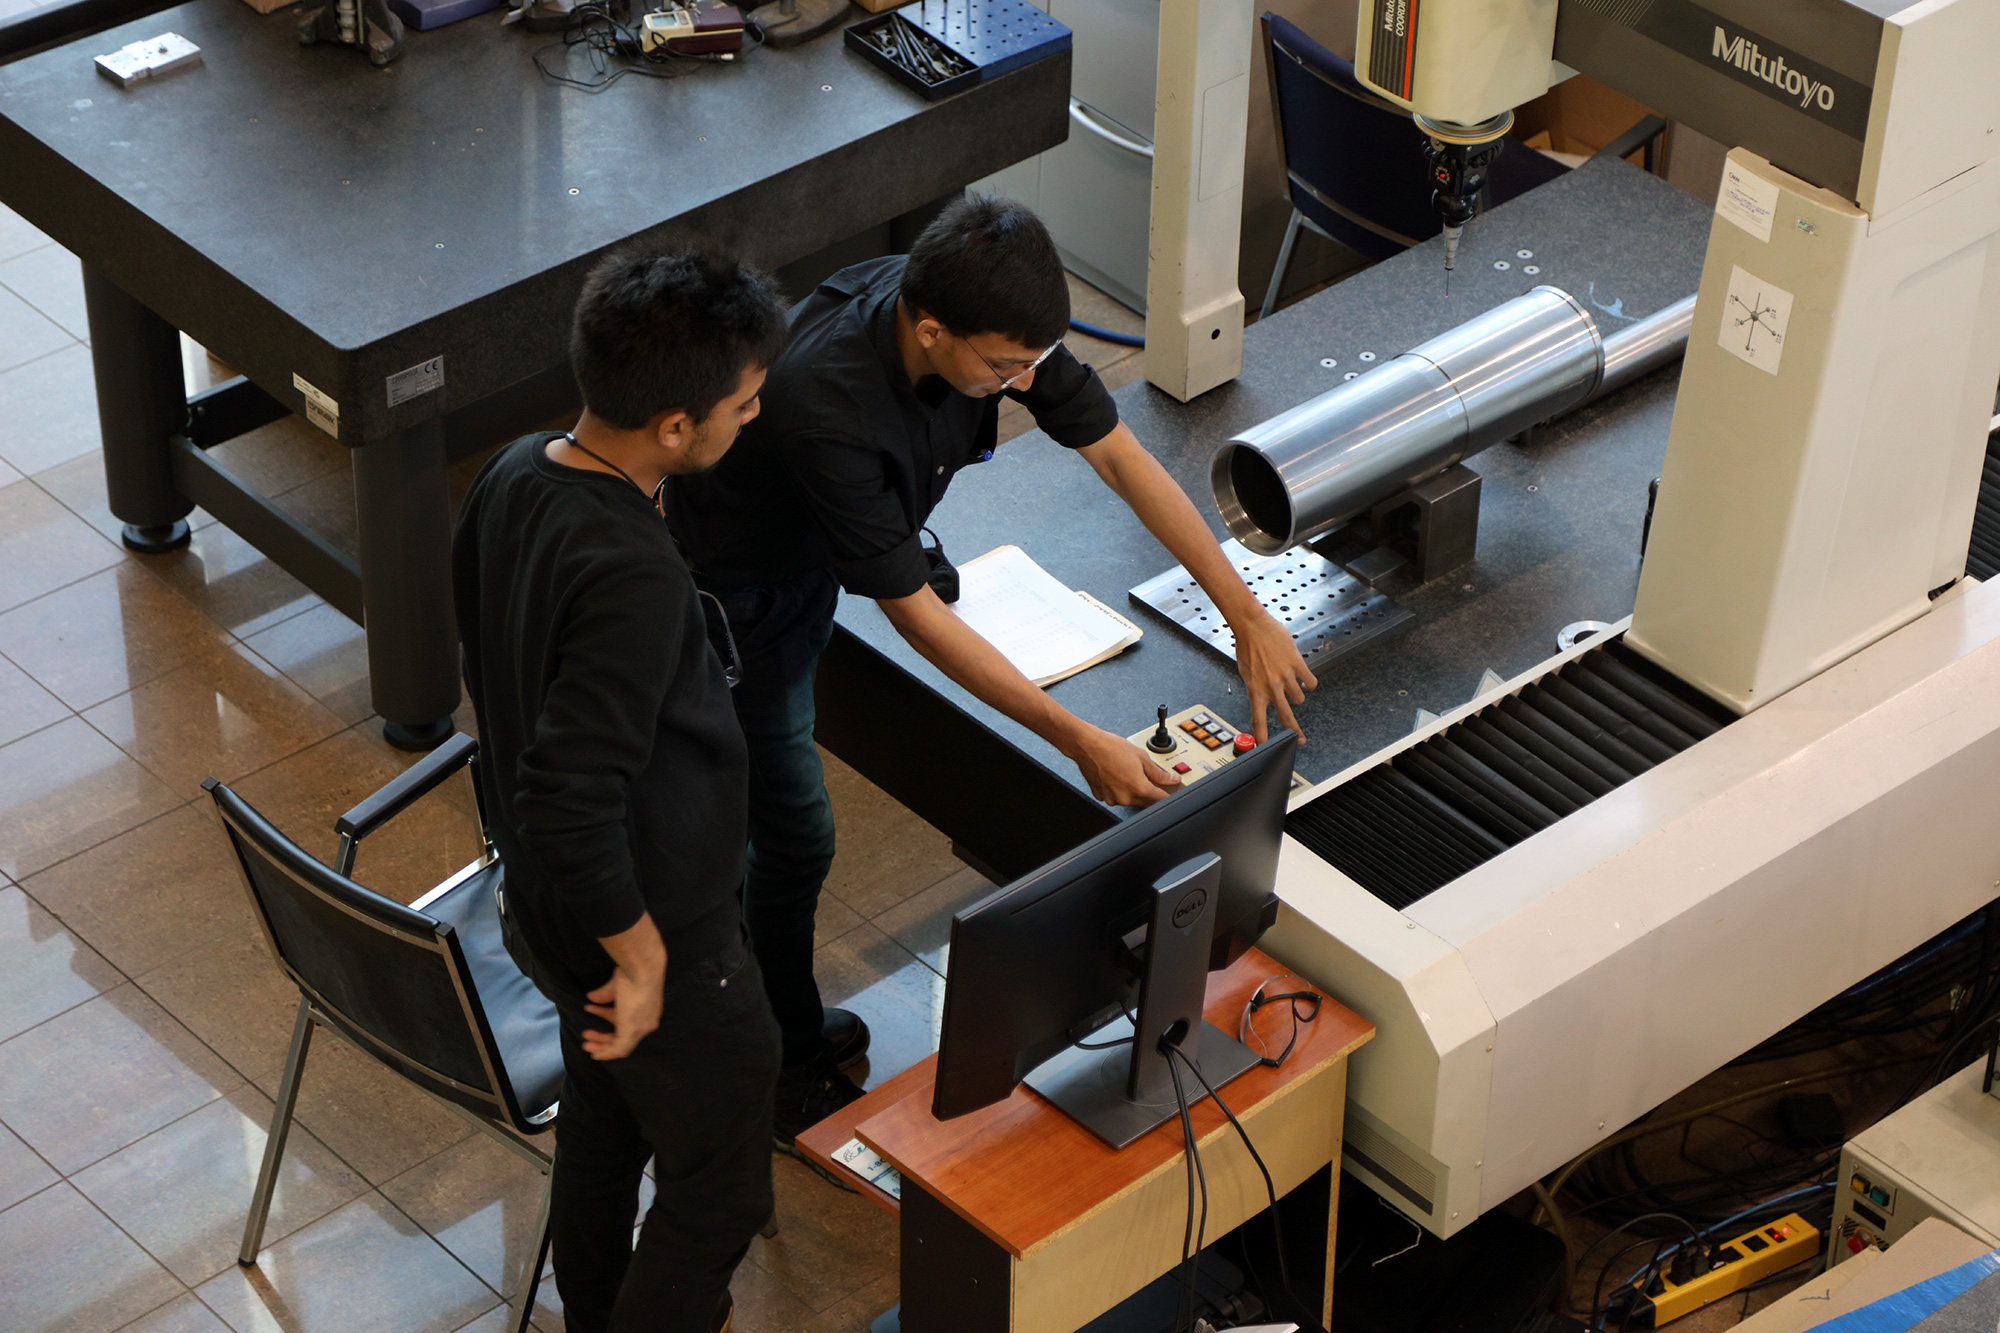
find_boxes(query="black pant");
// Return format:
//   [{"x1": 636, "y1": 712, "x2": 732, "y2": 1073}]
[
  {"x1": 704, "y1": 569, "x2": 841, "y2": 1066},
  {"x1": 505, "y1": 900, "x2": 782, "y2": 1333}
]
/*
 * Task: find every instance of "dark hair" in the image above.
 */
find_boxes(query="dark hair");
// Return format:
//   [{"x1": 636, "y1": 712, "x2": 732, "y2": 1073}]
[
  {"x1": 570, "y1": 247, "x2": 788, "y2": 430},
  {"x1": 899, "y1": 195, "x2": 1070, "y2": 348}
]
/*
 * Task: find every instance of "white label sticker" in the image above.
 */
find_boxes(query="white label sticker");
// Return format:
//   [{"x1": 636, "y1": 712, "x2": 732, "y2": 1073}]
[
  {"x1": 386, "y1": 355, "x2": 445, "y2": 408},
  {"x1": 293, "y1": 372, "x2": 339, "y2": 438},
  {"x1": 1719, "y1": 264, "x2": 1793, "y2": 375},
  {"x1": 1716, "y1": 160, "x2": 1780, "y2": 242}
]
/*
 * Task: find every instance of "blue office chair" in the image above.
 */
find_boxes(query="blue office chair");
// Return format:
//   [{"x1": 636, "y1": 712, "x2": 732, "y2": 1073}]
[{"x1": 1259, "y1": 12, "x2": 1585, "y2": 318}]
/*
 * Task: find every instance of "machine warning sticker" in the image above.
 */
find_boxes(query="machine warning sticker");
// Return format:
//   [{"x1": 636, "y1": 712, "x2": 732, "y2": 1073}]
[
  {"x1": 292, "y1": 372, "x2": 339, "y2": 438},
  {"x1": 386, "y1": 356, "x2": 445, "y2": 408},
  {"x1": 1716, "y1": 160, "x2": 1780, "y2": 242},
  {"x1": 1719, "y1": 265, "x2": 1792, "y2": 376}
]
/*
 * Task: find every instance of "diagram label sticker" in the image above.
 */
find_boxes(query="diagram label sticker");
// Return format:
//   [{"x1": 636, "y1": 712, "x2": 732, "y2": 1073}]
[
  {"x1": 1719, "y1": 264, "x2": 1792, "y2": 375},
  {"x1": 386, "y1": 355, "x2": 444, "y2": 408},
  {"x1": 292, "y1": 372, "x2": 340, "y2": 438},
  {"x1": 1716, "y1": 160, "x2": 1780, "y2": 242}
]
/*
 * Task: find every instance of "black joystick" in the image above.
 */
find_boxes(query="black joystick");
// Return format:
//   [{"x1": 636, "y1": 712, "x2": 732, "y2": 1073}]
[{"x1": 1147, "y1": 705, "x2": 1177, "y2": 755}]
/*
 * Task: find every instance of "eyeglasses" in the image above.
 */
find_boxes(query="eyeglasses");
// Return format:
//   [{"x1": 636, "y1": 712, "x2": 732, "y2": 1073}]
[
  {"x1": 695, "y1": 590, "x2": 743, "y2": 689},
  {"x1": 955, "y1": 331, "x2": 1058, "y2": 390}
]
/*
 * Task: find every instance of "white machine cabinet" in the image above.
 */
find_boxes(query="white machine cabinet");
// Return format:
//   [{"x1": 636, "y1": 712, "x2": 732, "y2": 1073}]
[{"x1": 1832, "y1": 1061, "x2": 2000, "y2": 1264}]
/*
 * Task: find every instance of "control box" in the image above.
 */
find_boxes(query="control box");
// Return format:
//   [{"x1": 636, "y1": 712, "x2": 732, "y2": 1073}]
[
  {"x1": 1125, "y1": 704, "x2": 1311, "y2": 794},
  {"x1": 1831, "y1": 1061, "x2": 2000, "y2": 1264}
]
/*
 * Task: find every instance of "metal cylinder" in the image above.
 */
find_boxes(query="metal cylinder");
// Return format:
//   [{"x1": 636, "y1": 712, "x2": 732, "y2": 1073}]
[
  {"x1": 1598, "y1": 294, "x2": 1696, "y2": 398},
  {"x1": 1213, "y1": 287, "x2": 1692, "y2": 556}
]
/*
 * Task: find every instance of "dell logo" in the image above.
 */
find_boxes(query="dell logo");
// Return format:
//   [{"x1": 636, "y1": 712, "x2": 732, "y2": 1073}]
[{"x1": 1173, "y1": 888, "x2": 1208, "y2": 930}]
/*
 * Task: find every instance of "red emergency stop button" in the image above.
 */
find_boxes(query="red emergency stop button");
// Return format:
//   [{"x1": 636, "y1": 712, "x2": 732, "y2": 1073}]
[
  {"x1": 1847, "y1": 1236, "x2": 1867, "y2": 1254},
  {"x1": 1234, "y1": 733, "x2": 1256, "y2": 752}
]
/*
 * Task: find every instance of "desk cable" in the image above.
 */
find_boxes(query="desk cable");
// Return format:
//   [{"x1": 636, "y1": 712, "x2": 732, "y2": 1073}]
[{"x1": 1166, "y1": 1042, "x2": 1332, "y2": 1333}]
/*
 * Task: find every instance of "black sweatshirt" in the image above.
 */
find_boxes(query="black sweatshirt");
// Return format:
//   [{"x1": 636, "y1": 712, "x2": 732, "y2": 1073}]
[{"x1": 453, "y1": 434, "x2": 748, "y2": 991}]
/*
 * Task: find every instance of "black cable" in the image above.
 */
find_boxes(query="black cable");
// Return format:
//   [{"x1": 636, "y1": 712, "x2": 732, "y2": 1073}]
[
  {"x1": 529, "y1": 0, "x2": 757, "y2": 91},
  {"x1": 1164, "y1": 1041, "x2": 1208, "y2": 1333},
  {"x1": 1166, "y1": 1043, "x2": 1332, "y2": 1333}
]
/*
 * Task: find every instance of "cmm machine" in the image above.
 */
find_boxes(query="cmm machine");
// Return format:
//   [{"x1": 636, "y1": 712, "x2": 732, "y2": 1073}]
[{"x1": 1148, "y1": 0, "x2": 2000, "y2": 1236}]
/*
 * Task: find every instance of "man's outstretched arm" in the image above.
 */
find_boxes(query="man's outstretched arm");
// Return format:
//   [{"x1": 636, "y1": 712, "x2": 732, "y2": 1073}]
[
  {"x1": 1076, "y1": 422, "x2": 1318, "y2": 740},
  {"x1": 877, "y1": 585, "x2": 1181, "y2": 807}
]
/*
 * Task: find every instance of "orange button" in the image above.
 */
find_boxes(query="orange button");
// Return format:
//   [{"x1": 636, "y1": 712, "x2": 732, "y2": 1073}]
[{"x1": 1203, "y1": 737, "x2": 1222, "y2": 749}]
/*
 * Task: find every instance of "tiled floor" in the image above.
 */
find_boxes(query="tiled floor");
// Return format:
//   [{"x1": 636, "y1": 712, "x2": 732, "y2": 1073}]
[{"x1": 0, "y1": 205, "x2": 1153, "y2": 1332}]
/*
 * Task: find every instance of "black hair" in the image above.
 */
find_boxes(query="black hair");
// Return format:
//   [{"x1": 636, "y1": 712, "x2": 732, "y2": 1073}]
[
  {"x1": 899, "y1": 195, "x2": 1070, "y2": 348},
  {"x1": 570, "y1": 247, "x2": 788, "y2": 430}
]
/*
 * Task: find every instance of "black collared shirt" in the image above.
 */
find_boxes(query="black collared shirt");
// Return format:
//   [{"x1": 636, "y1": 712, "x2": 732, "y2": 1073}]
[{"x1": 665, "y1": 256, "x2": 1121, "y2": 599}]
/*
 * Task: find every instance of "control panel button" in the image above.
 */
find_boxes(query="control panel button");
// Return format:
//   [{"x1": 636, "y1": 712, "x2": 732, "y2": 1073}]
[
  {"x1": 1847, "y1": 1235, "x2": 1868, "y2": 1254},
  {"x1": 1173, "y1": 762, "x2": 1191, "y2": 774},
  {"x1": 1234, "y1": 733, "x2": 1256, "y2": 752},
  {"x1": 1202, "y1": 737, "x2": 1222, "y2": 750}
]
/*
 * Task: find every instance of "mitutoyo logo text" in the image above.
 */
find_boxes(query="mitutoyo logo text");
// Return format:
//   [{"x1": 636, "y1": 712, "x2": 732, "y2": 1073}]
[{"x1": 1712, "y1": 25, "x2": 1835, "y2": 112}]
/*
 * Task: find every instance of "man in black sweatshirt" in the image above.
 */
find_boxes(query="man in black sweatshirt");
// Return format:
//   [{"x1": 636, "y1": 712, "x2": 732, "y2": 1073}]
[{"x1": 453, "y1": 249, "x2": 788, "y2": 1333}]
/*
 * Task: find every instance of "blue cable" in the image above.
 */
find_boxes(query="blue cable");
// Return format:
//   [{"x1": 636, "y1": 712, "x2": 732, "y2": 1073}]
[{"x1": 1069, "y1": 318, "x2": 1144, "y2": 348}]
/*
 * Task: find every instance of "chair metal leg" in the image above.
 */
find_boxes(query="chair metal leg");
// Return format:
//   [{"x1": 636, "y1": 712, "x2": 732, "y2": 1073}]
[
  {"x1": 241, "y1": 997, "x2": 315, "y2": 1265},
  {"x1": 510, "y1": 1161, "x2": 556, "y2": 1333},
  {"x1": 761, "y1": 1207, "x2": 780, "y2": 1240},
  {"x1": 1261, "y1": 209, "x2": 1305, "y2": 320}
]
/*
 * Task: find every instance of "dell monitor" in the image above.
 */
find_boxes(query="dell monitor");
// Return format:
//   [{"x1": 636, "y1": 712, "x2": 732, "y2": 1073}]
[{"x1": 932, "y1": 730, "x2": 1298, "y2": 1147}]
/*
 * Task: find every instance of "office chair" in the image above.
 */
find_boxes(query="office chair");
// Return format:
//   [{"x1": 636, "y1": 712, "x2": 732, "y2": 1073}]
[
  {"x1": 1259, "y1": 12, "x2": 1594, "y2": 319},
  {"x1": 205, "y1": 733, "x2": 562, "y2": 1333}
]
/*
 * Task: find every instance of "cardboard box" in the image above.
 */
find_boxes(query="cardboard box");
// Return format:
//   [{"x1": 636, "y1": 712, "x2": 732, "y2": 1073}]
[{"x1": 1738, "y1": 1219, "x2": 1994, "y2": 1333}]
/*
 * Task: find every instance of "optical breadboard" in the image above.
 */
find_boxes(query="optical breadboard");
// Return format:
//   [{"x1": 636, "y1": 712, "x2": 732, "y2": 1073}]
[
  {"x1": 1129, "y1": 539, "x2": 1412, "y2": 675},
  {"x1": 845, "y1": 0, "x2": 1069, "y2": 100},
  {"x1": 1831, "y1": 1062, "x2": 2000, "y2": 1265}
]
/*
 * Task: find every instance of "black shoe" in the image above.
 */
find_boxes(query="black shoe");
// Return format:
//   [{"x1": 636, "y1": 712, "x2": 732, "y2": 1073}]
[
  {"x1": 773, "y1": 1055, "x2": 865, "y2": 1153},
  {"x1": 822, "y1": 1007, "x2": 871, "y2": 1071},
  {"x1": 711, "y1": 1294, "x2": 733, "y2": 1333}
]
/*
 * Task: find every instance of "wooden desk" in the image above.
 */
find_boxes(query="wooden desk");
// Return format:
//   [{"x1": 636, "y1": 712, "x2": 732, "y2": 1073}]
[{"x1": 801, "y1": 949, "x2": 1373, "y2": 1333}]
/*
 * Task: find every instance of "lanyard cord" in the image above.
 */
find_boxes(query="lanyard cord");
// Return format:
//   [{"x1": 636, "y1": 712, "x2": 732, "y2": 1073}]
[{"x1": 560, "y1": 431, "x2": 666, "y2": 512}]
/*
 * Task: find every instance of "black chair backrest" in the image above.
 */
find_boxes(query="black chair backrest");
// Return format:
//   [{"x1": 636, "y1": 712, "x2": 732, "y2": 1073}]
[
  {"x1": 1262, "y1": 12, "x2": 1440, "y2": 262},
  {"x1": 208, "y1": 780, "x2": 527, "y2": 1128}
]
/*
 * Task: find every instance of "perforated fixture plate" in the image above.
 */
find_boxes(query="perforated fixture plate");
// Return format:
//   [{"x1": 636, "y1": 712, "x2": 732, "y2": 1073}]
[
  {"x1": 846, "y1": 0, "x2": 1070, "y2": 100},
  {"x1": 1129, "y1": 539, "x2": 1413, "y2": 672}
]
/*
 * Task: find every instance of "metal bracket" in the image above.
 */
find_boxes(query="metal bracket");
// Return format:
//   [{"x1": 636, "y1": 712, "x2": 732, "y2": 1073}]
[{"x1": 1370, "y1": 463, "x2": 1482, "y2": 584}]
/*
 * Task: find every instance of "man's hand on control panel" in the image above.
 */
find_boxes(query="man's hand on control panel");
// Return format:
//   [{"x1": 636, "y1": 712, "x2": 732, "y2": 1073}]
[
  {"x1": 1077, "y1": 424, "x2": 1320, "y2": 742},
  {"x1": 1227, "y1": 605, "x2": 1317, "y2": 743}
]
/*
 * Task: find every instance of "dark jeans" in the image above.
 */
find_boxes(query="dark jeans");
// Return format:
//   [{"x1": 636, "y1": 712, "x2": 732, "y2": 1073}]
[
  {"x1": 503, "y1": 899, "x2": 782, "y2": 1333},
  {"x1": 704, "y1": 569, "x2": 840, "y2": 1066}
]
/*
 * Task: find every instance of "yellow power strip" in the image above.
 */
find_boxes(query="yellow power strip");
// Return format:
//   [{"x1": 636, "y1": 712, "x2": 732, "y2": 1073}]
[{"x1": 1626, "y1": 1212, "x2": 1820, "y2": 1327}]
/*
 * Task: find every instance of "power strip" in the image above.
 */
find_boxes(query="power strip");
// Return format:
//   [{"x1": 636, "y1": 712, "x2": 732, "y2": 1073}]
[{"x1": 1624, "y1": 1212, "x2": 1820, "y2": 1328}]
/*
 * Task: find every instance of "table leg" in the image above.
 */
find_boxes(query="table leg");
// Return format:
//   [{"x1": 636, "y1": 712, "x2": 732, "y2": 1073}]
[
  {"x1": 351, "y1": 421, "x2": 460, "y2": 750},
  {"x1": 899, "y1": 1182, "x2": 1009, "y2": 1333},
  {"x1": 82, "y1": 266, "x2": 194, "y2": 553}
]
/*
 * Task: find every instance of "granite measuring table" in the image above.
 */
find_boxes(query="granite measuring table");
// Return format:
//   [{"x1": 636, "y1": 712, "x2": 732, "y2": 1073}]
[
  {"x1": 0, "y1": 2, "x2": 1068, "y2": 746},
  {"x1": 815, "y1": 153, "x2": 1717, "y2": 882}
]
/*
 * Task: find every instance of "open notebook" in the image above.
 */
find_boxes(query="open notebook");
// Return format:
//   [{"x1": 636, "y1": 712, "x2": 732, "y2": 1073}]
[{"x1": 948, "y1": 545, "x2": 1142, "y2": 687}]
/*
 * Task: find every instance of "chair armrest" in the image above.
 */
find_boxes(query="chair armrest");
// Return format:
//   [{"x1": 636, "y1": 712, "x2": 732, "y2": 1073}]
[
  {"x1": 1593, "y1": 115, "x2": 1668, "y2": 172},
  {"x1": 336, "y1": 732, "x2": 479, "y2": 845}
]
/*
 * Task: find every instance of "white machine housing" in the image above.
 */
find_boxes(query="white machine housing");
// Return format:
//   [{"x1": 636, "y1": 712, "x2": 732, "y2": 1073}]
[
  {"x1": 1268, "y1": 582, "x2": 2000, "y2": 1235},
  {"x1": 1831, "y1": 1061, "x2": 2000, "y2": 1262}
]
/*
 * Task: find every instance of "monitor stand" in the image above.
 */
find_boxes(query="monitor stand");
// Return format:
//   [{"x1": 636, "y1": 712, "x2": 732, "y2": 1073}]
[{"x1": 1024, "y1": 853, "x2": 1262, "y2": 1148}]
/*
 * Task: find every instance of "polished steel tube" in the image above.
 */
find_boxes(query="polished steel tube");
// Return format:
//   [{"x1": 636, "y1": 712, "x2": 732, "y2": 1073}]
[
  {"x1": 1598, "y1": 295, "x2": 1696, "y2": 397},
  {"x1": 1213, "y1": 287, "x2": 1693, "y2": 556}
]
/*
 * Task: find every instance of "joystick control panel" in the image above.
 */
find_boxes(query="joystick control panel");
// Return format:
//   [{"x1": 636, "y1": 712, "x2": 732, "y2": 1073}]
[{"x1": 1127, "y1": 704, "x2": 1311, "y2": 793}]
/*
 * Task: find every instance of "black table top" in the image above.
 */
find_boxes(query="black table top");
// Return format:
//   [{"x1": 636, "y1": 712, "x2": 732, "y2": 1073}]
[
  {"x1": 0, "y1": 2, "x2": 1067, "y2": 439},
  {"x1": 836, "y1": 154, "x2": 1717, "y2": 792}
]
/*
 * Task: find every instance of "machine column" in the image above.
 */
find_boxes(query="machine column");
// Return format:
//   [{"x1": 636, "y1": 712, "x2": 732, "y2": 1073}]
[
  {"x1": 82, "y1": 265, "x2": 194, "y2": 553},
  {"x1": 351, "y1": 421, "x2": 460, "y2": 750}
]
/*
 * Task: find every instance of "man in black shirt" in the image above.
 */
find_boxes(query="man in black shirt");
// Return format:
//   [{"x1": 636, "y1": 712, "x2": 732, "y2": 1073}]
[
  {"x1": 454, "y1": 249, "x2": 788, "y2": 1333},
  {"x1": 667, "y1": 198, "x2": 1318, "y2": 1140}
]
